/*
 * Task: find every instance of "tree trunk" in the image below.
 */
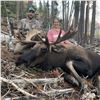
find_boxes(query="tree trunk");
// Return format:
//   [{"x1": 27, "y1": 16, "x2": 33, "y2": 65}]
[
  {"x1": 85, "y1": 1, "x2": 89, "y2": 44},
  {"x1": 65, "y1": 1, "x2": 69, "y2": 31},
  {"x1": 16, "y1": 1, "x2": 20, "y2": 22},
  {"x1": 28, "y1": 0, "x2": 33, "y2": 7},
  {"x1": 90, "y1": 1, "x2": 96, "y2": 44},
  {"x1": 74, "y1": 1, "x2": 80, "y2": 28},
  {"x1": 78, "y1": 1, "x2": 85, "y2": 45},
  {"x1": 19, "y1": 1, "x2": 24, "y2": 19},
  {"x1": 51, "y1": 1, "x2": 58, "y2": 23},
  {"x1": 62, "y1": 1, "x2": 66, "y2": 30},
  {"x1": 73, "y1": 1, "x2": 80, "y2": 41}
]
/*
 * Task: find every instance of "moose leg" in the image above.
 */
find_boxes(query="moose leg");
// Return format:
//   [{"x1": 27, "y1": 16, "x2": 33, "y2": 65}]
[
  {"x1": 64, "y1": 73, "x2": 79, "y2": 87},
  {"x1": 66, "y1": 61, "x2": 85, "y2": 91}
]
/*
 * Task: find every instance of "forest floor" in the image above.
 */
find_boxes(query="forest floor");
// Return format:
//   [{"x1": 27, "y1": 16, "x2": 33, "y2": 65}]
[{"x1": 1, "y1": 41, "x2": 100, "y2": 100}]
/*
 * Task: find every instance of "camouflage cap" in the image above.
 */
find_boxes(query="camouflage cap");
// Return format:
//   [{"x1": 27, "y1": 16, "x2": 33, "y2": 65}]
[{"x1": 28, "y1": 7, "x2": 36, "y2": 13}]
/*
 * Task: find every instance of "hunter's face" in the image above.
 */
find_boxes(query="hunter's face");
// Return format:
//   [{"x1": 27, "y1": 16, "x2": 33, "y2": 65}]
[{"x1": 27, "y1": 11, "x2": 35, "y2": 19}]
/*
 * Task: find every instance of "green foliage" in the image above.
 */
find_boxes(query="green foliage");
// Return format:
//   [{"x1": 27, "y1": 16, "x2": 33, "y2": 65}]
[
  {"x1": 1, "y1": 1, "x2": 37, "y2": 19},
  {"x1": 41, "y1": 1, "x2": 50, "y2": 29},
  {"x1": 51, "y1": 1, "x2": 59, "y2": 23},
  {"x1": 38, "y1": 1, "x2": 43, "y2": 12},
  {"x1": 1, "y1": 1, "x2": 17, "y2": 17},
  {"x1": 40, "y1": 1, "x2": 59, "y2": 29}
]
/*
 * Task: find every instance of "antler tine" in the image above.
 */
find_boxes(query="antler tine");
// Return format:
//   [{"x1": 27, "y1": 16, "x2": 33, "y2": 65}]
[
  {"x1": 55, "y1": 29, "x2": 62, "y2": 42},
  {"x1": 37, "y1": 33, "x2": 49, "y2": 45},
  {"x1": 21, "y1": 40, "x2": 38, "y2": 45},
  {"x1": 51, "y1": 29, "x2": 62, "y2": 45},
  {"x1": 37, "y1": 34, "x2": 44, "y2": 42},
  {"x1": 53, "y1": 25, "x2": 78, "y2": 44},
  {"x1": 45, "y1": 32, "x2": 49, "y2": 45}
]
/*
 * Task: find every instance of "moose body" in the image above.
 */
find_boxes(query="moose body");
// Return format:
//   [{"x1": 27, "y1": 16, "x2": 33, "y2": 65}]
[
  {"x1": 15, "y1": 41, "x2": 100, "y2": 88},
  {"x1": 15, "y1": 27, "x2": 100, "y2": 90}
]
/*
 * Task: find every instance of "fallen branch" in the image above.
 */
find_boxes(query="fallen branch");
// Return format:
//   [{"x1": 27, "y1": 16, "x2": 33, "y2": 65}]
[
  {"x1": 1, "y1": 30, "x2": 9, "y2": 35},
  {"x1": 1, "y1": 85, "x2": 10, "y2": 100},
  {"x1": 0, "y1": 77, "x2": 37, "y2": 98},
  {"x1": 11, "y1": 77, "x2": 64, "y2": 84},
  {"x1": 3, "y1": 96, "x2": 34, "y2": 100},
  {"x1": 10, "y1": 74, "x2": 49, "y2": 96},
  {"x1": 82, "y1": 92, "x2": 96, "y2": 100},
  {"x1": 11, "y1": 76, "x2": 74, "y2": 97},
  {"x1": 1, "y1": 76, "x2": 74, "y2": 98},
  {"x1": 43, "y1": 88, "x2": 74, "y2": 96}
]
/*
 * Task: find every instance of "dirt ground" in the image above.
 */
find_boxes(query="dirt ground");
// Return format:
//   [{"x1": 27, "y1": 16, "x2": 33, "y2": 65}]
[{"x1": 1, "y1": 43, "x2": 100, "y2": 100}]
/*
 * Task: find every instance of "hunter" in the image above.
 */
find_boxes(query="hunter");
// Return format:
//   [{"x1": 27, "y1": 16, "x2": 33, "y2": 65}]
[{"x1": 14, "y1": 7, "x2": 41, "y2": 53}]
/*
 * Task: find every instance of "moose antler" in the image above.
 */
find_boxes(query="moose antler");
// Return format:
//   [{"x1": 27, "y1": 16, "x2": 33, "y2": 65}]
[
  {"x1": 53, "y1": 26, "x2": 78, "y2": 44},
  {"x1": 55, "y1": 28, "x2": 62, "y2": 42},
  {"x1": 25, "y1": 29, "x2": 42, "y2": 41}
]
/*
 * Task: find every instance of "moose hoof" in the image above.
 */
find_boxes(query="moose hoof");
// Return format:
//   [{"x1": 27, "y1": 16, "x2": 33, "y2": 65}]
[{"x1": 64, "y1": 74, "x2": 79, "y2": 87}]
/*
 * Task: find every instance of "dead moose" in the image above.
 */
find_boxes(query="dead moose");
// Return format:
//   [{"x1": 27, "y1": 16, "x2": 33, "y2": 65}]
[{"x1": 15, "y1": 28, "x2": 100, "y2": 91}]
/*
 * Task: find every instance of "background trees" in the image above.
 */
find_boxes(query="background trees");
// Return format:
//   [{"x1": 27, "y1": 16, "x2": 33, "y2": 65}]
[{"x1": 1, "y1": 0, "x2": 98, "y2": 45}]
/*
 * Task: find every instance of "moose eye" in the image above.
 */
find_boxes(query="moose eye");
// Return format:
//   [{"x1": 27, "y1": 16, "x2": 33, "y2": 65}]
[{"x1": 41, "y1": 48, "x2": 48, "y2": 53}]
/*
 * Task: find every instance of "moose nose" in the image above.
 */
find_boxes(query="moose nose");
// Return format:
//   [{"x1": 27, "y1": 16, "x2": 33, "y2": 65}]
[{"x1": 41, "y1": 48, "x2": 48, "y2": 53}]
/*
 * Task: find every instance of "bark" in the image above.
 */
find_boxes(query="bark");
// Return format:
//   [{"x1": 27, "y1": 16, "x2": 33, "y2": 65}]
[
  {"x1": 78, "y1": 1, "x2": 85, "y2": 45},
  {"x1": 85, "y1": 1, "x2": 89, "y2": 44},
  {"x1": 90, "y1": 1, "x2": 96, "y2": 44}
]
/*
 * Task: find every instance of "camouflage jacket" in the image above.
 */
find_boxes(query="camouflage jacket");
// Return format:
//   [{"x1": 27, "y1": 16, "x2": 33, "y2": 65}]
[{"x1": 18, "y1": 17, "x2": 41, "y2": 35}]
